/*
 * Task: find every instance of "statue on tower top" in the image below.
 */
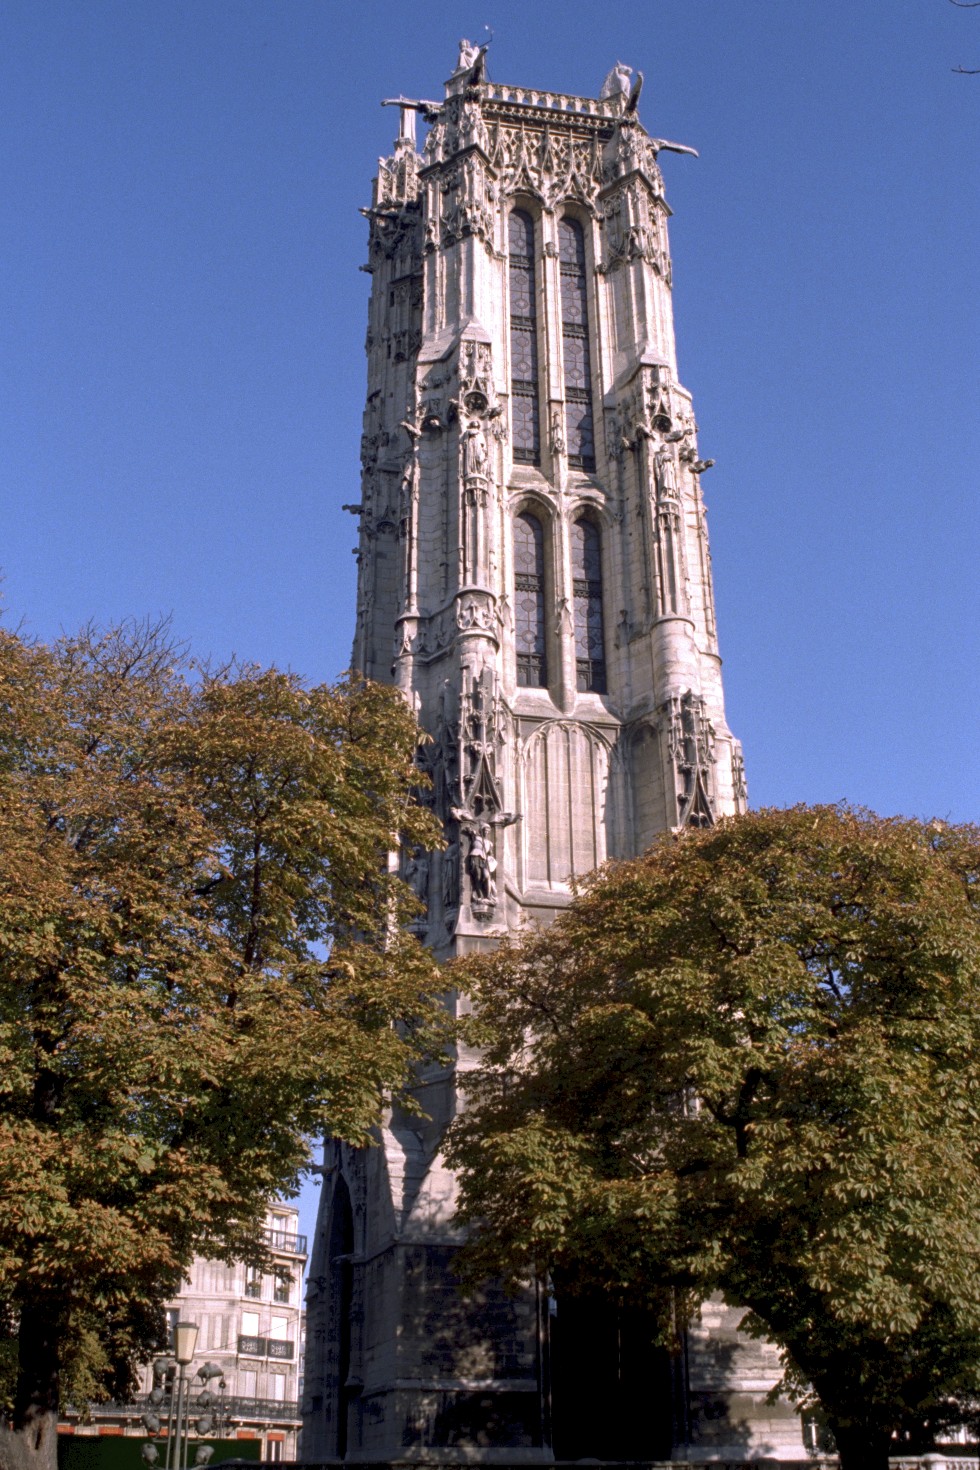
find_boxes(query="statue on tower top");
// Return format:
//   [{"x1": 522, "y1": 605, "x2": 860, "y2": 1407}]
[
  {"x1": 454, "y1": 35, "x2": 490, "y2": 83},
  {"x1": 600, "y1": 61, "x2": 633, "y2": 98}
]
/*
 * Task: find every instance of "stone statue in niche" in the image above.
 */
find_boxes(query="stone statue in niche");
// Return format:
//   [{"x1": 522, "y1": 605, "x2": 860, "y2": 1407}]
[
  {"x1": 653, "y1": 440, "x2": 680, "y2": 498},
  {"x1": 441, "y1": 837, "x2": 460, "y2": 911},
  {"x1": 465, "y1": 822, "x2": 497, "y2": 902},
  {"x1": 550, "y1": 407, "x2": 566, "y2": 457},
  {"x1": 403, "y1": 846, "x2": 430, "y2": 905},
  {"x1": 461, "y1": 418, "x2": 489, "y2": 479}
]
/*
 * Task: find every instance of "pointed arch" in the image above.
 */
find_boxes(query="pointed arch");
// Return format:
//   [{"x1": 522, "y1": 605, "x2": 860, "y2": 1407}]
[
  {"x1": 558, "y1": 216, "x2": 596, "y2": 471},
  {"x1": 514, "y1": 510, "x2": 547, "y2": 687},
  {"x1": 508, "y1": 209, "x2": 541, "y2": 464},
  {"x1": 570, "y1": 516, "x2": 606, "y2": 693},
  {"x1": 519, "y1": 721, "x2": 614, "y2": 888}
]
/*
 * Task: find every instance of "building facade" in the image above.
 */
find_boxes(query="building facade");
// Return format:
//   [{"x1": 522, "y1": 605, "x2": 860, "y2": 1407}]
[
  {"x1": 61, "y1": 1205, "x2": 307, "y2": 1461},
  {"x1": 304, "y1": 44, "x2": 803, "y2": 1463}
]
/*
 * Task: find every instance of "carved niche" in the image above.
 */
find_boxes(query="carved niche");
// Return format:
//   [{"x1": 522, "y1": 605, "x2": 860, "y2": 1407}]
[
  {"x1": 660, "y1": 689, "x2": 716, "y2": 829},
  {"x1": 429, "y1": 667, "x2": 516, "y2": 927},
  {"x1": 598, "y1": 180, "x2": 671, "y2": 280},
  {"x1": 486, "y1": 121, "x2": 603, "y2": 209},
  {"x1": 439, "y1": 154, "x2": 496, "y2": 247},
  {"x1": 520, "y1": 721, "x2": 618, "y2": 889}
]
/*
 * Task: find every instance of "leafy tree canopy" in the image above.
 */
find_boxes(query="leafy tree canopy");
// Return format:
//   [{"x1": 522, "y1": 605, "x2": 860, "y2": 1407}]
[
  {"x1": 447, "y1": 805, "x2": 980, "y2": 1470},
  {"x1": 0, "y1": 621, "x2": 447, "y2": 1470}
]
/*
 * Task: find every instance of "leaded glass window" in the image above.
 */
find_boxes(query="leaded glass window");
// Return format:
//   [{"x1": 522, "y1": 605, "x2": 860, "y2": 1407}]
[
  {"x1": 514, "y1": 512, "x2": 547, "y2": 687},
  {"x1": 509, "y1": 211, "x2": 540, "y2": 465},
  {"x1": 571, "y1": 517, "x2": 606, "y2": 692},
  {"x1": 558, "y1": 218, "x2": 596, "y2": 471}
]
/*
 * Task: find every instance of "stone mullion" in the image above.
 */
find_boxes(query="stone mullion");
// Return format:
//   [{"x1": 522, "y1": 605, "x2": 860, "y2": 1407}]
[
  {"x1": 538, "y1": 211, "x2": 565, "y2": 489},
  {"x1": 537, "y1": 211, "x2": 576, "y2": 708}
]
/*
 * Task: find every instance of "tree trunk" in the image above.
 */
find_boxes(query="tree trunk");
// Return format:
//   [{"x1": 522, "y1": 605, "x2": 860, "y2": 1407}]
[
  {"x1": 831, "y1": 1419, "x2": 893, "y2": 1470},
  {"x1": 0, "y1": 1300, "x2": 62, "y2": 1470}
]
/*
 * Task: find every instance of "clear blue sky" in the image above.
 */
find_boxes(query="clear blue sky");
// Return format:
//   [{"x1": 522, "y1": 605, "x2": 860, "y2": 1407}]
[{"x1": 3, "y1": 1, "x2": 979, "y2": 1245}]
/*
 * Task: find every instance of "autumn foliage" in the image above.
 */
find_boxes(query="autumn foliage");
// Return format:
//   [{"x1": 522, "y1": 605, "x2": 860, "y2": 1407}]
[
  {"x1": 448, "y1": 805, "x2": 980, "y2": 1470},
  {"x1": 0, "y1": 622, "x2": 445, "y2": 1470}
]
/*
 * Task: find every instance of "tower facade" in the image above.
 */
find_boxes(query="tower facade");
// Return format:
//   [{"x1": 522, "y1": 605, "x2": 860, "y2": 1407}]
[{"x1": 305, "y1": 47, "x2": 802, "y2": 1463}]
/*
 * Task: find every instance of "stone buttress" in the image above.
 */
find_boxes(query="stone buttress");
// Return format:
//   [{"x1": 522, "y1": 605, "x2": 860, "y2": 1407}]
[{"x1": 303, "y1": 47, "x2": 803, "y2": 1464}]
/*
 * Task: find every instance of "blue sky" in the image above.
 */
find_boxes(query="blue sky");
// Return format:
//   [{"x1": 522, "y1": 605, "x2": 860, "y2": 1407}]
[{"x1": 3, "y1": 1, "x2": 979, "y2": 1244}]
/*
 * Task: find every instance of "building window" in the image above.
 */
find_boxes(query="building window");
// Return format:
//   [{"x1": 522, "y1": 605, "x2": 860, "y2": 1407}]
[
  {"x1": 267, "y1": 1441, "x2": 284, "y2": 1462},
  {"x1": 514, "y1": 512, "x2": 547, "y2": 688},
  {"x1": 558, "y1": 218, "x2": 596, "y2": 471},
  {"x1": 273, "y1": 1268, "x2": 290, "y2": 1305},
  {"x1": 571, "y1": 518, "x2": 606, "y2": 692},
  {"x1": 509, "y1": 210, "x2": 541, "y2": 465},
  {"x1": 244, "y1": 1267, "x2": 262, "y2": 1300},
  {"x1": 269, "y1": 1373, "x2": 286, "y2": 1402},
  {"x1": 239, "y1": 1369, "x2": 257, "y2": 1400}
]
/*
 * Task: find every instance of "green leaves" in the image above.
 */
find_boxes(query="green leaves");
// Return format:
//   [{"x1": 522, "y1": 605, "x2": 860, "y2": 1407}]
[
  {"x1": 0, "y1": 621, "x2": 447, "y2": 1420},
  {"x1": 448, "y1": 805, "x2": 980, "y2": 1454}
]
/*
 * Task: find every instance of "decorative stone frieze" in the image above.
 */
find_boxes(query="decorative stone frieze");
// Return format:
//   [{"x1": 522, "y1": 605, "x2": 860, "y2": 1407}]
[{"x1": 304, "y1": 44, "x2": 790, "y2": 1469}]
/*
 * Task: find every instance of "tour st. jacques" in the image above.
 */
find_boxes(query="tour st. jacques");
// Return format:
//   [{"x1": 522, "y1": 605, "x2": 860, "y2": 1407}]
[{"x1": 303, "y1": 41, "x2": 806, "y2": 1465}]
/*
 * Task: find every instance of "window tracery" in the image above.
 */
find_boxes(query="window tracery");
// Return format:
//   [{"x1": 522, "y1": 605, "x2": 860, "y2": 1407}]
[
  {"x1": 508, "y1": 211, "x2": 541, "y2": 465},
  {"x1": 558, "y1": 218, "x2": 596, "y2": 471},
  {"x1": 514, "y1": 511, "x2": 547, "y2": 687},
  {"x1": 571, "y1": 517, "x2": 606, "y2": 693}
]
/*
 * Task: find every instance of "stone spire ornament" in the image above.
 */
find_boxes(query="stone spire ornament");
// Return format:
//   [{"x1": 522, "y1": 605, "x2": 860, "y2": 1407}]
[{"x1": 303, "y1": 41, "x2": 805, "y2": 1466}]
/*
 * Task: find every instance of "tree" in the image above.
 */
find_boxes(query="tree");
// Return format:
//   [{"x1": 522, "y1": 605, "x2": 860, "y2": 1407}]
[
  {"x1": 0, "y1": 621, "x2": 446, "y2": 1470},
  {"x1": 447, "y1": 806, "x2": 980, "y2": 1470}
]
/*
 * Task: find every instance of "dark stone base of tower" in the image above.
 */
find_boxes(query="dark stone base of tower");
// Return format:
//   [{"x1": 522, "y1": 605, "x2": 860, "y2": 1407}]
[{"x1": 303, "y1": 43, "x2": 805, "y2": 1465}]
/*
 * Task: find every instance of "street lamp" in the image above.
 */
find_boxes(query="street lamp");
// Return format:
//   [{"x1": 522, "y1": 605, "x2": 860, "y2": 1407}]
[
  {"x1": 167, "y1": 1322, "x2": 198, "y2": 1470},
  {"x1": 140, "y1": 1326, "x2": 228, "y2": 1470}
]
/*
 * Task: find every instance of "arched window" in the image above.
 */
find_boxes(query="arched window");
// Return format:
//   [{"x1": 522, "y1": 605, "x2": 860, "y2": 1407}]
[
  {"x1": 514, "y1": 511, "x2": 547, "y2": 687},
  {"x1": 508, "y1": 211, "x2": 541, "y2": 465},
  {"x1": 558, "y1": 218, "x2": 596, "y2": 471},
  {"x1": 571, "y1": 517, "x2": 606, "y2": 692}
]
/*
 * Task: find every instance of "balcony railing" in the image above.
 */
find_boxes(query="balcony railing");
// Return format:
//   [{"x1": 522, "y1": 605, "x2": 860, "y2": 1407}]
[
  {"x1": 67, "y1": 1397, "x2": 300, "y2": 1424},
  {"x1": 226, "y1": 1397, "x2": 300, "y2": 1421},
  {"x1": 237, "y1": 1336, "x2": 295, "y2": 1360},
  {"x1": 263, "y1": 1228, "x2": 306, "y2": 1255}
]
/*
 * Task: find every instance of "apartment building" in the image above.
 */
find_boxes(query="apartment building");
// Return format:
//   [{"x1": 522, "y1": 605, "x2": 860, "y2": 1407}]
[{"x1": 60, "y1": 1205, "x2": 307, "y2": 1461}]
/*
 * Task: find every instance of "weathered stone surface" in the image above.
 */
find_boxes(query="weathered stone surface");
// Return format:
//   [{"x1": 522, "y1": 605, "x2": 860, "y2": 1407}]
[{"x1": 303, "y1": 46, "x2": 788, "y2": 1465}]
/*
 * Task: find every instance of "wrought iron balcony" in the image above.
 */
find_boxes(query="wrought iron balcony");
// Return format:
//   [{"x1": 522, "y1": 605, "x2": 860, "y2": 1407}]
[
  {"x1": 225, "y1": 1396, "x2": 300, "y2": 1421},
  {"x1": 236, "y1": 1335, "x2": 295, "y2": 1360},
  {"x1": 67, "y1": 1396, "x2": 300, "y2": 1424},
  {"x1": 263, "y1": 1227, "x2": 306, "y2": 1255}
]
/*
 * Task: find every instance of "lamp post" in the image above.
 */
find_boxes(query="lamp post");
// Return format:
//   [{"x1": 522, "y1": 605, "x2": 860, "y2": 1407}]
[
  {"x1": 168, "y1": 1321, "x2": 198, "y2": 1470},
  {"x1": 140, "y1": 1324, "x2": 228, "y2": 1470}
]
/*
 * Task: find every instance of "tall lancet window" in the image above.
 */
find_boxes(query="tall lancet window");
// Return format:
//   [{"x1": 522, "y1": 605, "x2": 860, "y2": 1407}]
[
  {"x1": 571, "y1": 517, "x2": 606, "y2": 693},
  {"x1": 514, "y1": 511, "x2": 547, "y2": 687},
  {"x1": 508, "y1": 211, "x2": 541, "y2": 465},
  {"x1": 558, "y1": 218, "x2": 596, "y2": 471}
]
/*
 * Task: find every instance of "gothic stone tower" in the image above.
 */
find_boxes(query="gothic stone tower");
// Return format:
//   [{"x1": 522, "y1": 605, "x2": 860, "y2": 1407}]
[{"x1": 305, "y1": 46, "x2": 804, "y2": 1464}]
